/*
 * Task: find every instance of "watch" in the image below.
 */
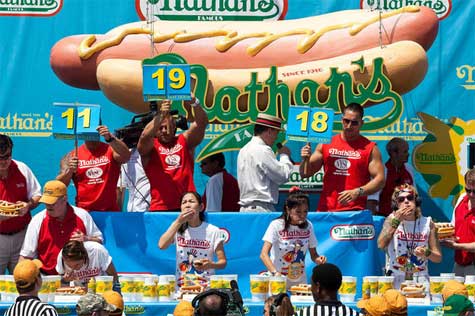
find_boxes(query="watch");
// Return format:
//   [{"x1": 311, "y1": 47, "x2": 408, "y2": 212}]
[
  {"x1": 357, "y1": 187, "x2": 364, "y2": 197},
  {"x1": 105, "y1": 137, "x2": 115, "y2": 143}
]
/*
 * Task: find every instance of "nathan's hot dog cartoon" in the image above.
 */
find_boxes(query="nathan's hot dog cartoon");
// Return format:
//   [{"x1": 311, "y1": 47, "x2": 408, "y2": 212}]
[{"x1": 50, "y1": 6, "x2": 439, "y2": 114}]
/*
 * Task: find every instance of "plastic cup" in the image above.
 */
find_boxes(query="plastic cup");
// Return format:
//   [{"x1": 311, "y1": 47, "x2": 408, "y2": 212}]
[
  {"x1": 455, "y1": 276, "x2": 465, "y2": 284},
  {"x1": 38, "y1": 275, "x2": 53, "y2": 302},
  {"x1": 269, "y1": 275, "x2": 286, "y2": 295},
  {"x1": 465, "y1": 275, "x2": 475, "y2": 301},
  {"x1": 120, "y1": 275, "x2": 135, "y2": 302},
  {"x1": 221, "y1": 274, "x2": 238, "y2": 289},
  {"x1": 157, "y1": 282, "x2": 170, "y2": 302},
  {"x1": 339, "y1": 276, "x2": 356, "y2": 302},
  {"x1": 0, "y1": 275, "x2": 6, "y2": 300},
  {"x1": 429, "y1": 276, "x2": 443, "y2": 294},
  {"x1": 49, "y1": 276, "x2": 61, "y2": 302},
  {"x1": 362, "y1": 276, "x2": 378, "y2": 299},
  {"x1": 210, "y1": 275, "x2": 223, "y2": 289},
  {"x1": 249, "y1": 275, "x2": 269, "y2": 301},
  {"x1": 142, "y1": 276, "x2": 157, "y2": 302},
  {"x1": 4, "y1": 275, "x2": 17, "y2": 302},
  {"x1": 95, "y1": 276, "x2": 113, "y2": 294},
  {"x1": 133, "y1": 276, "x2": 145, "y2": 302},
  {"x1": 377, "y1": 276, "x2": 394, "y2": 294},
  {"x1": 440, "y1": 273, "x2": 455, "y2": 279},
  {"x1": 162, "y1": 275, "x2": 176, "y2": 299}
]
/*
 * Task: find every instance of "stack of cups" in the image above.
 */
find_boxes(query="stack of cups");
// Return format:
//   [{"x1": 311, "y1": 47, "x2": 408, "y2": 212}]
[
  {"x1": 429, "y1": 276, "x2": 443, "y2": 303},
  {"x1": 210, "y1": 275, "x2": 222, "y2": 289},
  {"x1": 249, "y1": 275, "x2": 269, "y2": 301},
  {"x1": 162, "y1": 275, "x2": 176, "y2": 299},
  {"x1": 95, "y1": 276, "x2": 113, "y2": 295},
  {"x1": 222, "y1": 275, "x2": 238, "y2": 289},
  {"x1": 142, "y1": 275, "x2": 157, "y2": 302},
  {"x1": 269, "y1": 275, "x2": 286, "y2": 296},
  {"x1": 120, "y1": 275, "x2": 135, "y2": 302},
  {"x1": 339, "y1": 276, "x2": 357, "y2": 302},
  {"x1": 377, "y1": 276, "x2": 394, "y2": 294},
  {"x1": 157, "y1": 275, "x2": 171, "y2": 302},
  {"x1": 133, "y1": 276, "x2": 145, "y2": 302},
  {"x1": 362, "y1": 276, "x2": 379, "y2": 299},
  {"x1": 465, "y1": 275, "x2": 475, "y2": 302}
]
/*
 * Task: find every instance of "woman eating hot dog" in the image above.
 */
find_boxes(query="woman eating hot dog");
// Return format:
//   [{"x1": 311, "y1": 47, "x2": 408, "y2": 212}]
[
  {"x1": 56, "y1": 240, "x2": 120, "y2": 292},
  {"x1": 158, "y1": 191, "x2": 227, "y2": 288},
  {"x1": 260, "y1": 187, "x2": 326, "y2": 288},
  {"x1": 377, "y1": 184, "x2": 441, "y2": 289}
]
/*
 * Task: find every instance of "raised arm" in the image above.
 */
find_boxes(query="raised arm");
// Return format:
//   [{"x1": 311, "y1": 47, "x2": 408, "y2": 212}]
[
  {"x1": 182, "y1": 97, "x2": 209, "y2": 150},
  {"x1": 56, "y1": 152, "x2": 77, "y2": 186},
  {"x1": 137, "y1": 102, "x2": 166, "y2": 167},
  {"x1": 97, "y1": 125, "x2": 131, "y2": 164}
]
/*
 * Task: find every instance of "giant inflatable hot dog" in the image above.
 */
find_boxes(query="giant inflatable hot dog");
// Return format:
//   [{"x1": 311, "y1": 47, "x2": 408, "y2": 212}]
[{"x1": 50, "y1": 6, "x2": 439, "y2": 114}]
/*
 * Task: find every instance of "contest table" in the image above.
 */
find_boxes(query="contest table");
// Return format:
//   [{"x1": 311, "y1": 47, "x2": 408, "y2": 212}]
[{"x1": 0, "y1": 300, "x2": 439, "y2": 316}]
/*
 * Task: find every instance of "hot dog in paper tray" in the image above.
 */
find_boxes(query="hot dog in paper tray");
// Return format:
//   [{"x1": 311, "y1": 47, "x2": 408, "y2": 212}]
[{"x1": 50, "y1": 6, "x2": 438, "y2": 114}]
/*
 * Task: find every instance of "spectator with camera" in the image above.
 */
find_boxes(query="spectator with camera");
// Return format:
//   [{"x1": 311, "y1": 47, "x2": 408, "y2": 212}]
[
  {"x1": 192, "y1": 290, "x2": 228, "y2": 316},
  {"x1": 57, "y1": 125, "x2": 131, "y2": 212},
  {"x1": 138, "y1": 97, "x2": 208, "y2": 211},
  {"x1": 158, "y1": 191, "x2": 226, "y2": 288}
]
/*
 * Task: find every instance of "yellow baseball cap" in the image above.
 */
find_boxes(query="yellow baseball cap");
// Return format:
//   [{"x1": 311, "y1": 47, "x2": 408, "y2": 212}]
[
  {"x1": 13, "y1": 259, "x2": 43, "y2": 288},
  {"x1": 39, "y1": 180, "x2": 67, "y2": 204}
]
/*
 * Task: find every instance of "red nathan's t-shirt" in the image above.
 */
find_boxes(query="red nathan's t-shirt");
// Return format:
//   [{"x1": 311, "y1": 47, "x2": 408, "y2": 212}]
[
  {"x1": 72, "y1": 143, "x2": 120, "y2": 211},
  {"x1": 145, "y1": 134, "x2": 195, "y2": 211},
  {"x1": 318, "y1": 134, "x2": 375, "y2": 212},
  {"x1": 454, "y1": 195, "x2": 475, "y2": 266}
]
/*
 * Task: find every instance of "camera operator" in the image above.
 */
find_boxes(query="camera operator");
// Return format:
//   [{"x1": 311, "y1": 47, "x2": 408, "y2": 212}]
[{"x1": 137, "y1": 97, "x2": 208, "y2": 212}]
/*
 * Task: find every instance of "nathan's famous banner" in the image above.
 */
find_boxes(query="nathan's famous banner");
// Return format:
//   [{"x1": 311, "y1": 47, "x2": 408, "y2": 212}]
[
  {"x1": 0, "y1": 0, "x2": 473, "y2": 223},
  {"x1": 91, "y1": 211, "x2": 385, "y2": 298}
]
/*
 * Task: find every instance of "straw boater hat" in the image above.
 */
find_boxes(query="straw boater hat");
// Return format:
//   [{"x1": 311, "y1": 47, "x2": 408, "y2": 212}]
[{"x1": 254, "y1": 113, "x2": 284, "y2": 131}]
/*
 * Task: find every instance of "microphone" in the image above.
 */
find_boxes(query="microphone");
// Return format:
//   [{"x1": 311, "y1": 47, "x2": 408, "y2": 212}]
[
  {"x1": 276, "y1": 143, "x2": 294, "y2": 164},
  {"x1": 230, "y1": 280, "x2": 244, "y2": 313}
]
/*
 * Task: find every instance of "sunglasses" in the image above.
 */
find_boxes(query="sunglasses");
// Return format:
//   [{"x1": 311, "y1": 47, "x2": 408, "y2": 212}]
[
  {"x1": 466, "y1": 187, "x2": 475, "y2": 194},
  {"x1": 397, "y1": 194, "x2": 415, "y2": 203},
  {"x1": 342, "y1": 118, "x2": 360, "y2": 126}
]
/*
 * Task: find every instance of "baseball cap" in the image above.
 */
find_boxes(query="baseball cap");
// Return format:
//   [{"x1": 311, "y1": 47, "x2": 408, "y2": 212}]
[
  {"x1": 76, "y1": 293, "x2": 116, "y2": 316},
  {"x1": 443, "y1": 294, "x2": 474, "y2": 316},
  {"x1": 383, "y1": 289, "x2": 407, "y2": 315},
  {"x1": 13, "y1": 259, "x2": 43, "y2": 288},
  {"x1": 357, "y1": 295, "x2": 391, "y2": 316},
  {"x1": 39, "y1": 180, "x2": 67, "y2": 204},
  {"x1": 173, "y1": 300, "x2": 194, "y2": 316},
  {"x1": 103, "y1": 290, "x2": 124, "y2": 315},
  {"x1": 442, "y1": 280, "x2": 468, "y2": 301},
  {"x1": 254, "y1": 113, "x2": 284, "y2": 131}
]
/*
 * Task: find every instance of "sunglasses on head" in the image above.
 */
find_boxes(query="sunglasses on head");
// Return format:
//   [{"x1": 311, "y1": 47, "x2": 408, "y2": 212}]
[
  {"x1": 466, "y1": 187, "x2": 475, "y2": 194},
  {"x1": 397, "y1": 194, "x2": 415, "y2": 203},
  {"x1": 342, "y1": 118, "x2": 360, "y2": 126}
]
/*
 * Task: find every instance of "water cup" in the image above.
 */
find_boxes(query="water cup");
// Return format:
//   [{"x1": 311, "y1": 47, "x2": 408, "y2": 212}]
[
  {"x1": 455, "y1": 276, "x2": 465, "y2": 284},
  {"x1": 429, "y1": 276, "x2": 443, "y2": 303},
  {"x1": 210, "y1": 275, "x2": 223, "y2": 289},
  {"x1": 0, "y1": 275, "x2": 6, "y2": 301},
  {"x1": 377, "y1": 276, "x2": 394, "y2": 294},
  {"x1": 120, "y1": 275, "x2": 135, "y2": 301},
  {"x1": 133, "y1": 276, "x2": 145, "y2": 302},
  {"x1": 38, "y1": 275, "x2": 52, "y2": 302},
  {"x1": 339, "y1": 276, "x2": 356, "y2": 302},
  {"x1": 465, "y1": 275, "x2": 475, "y2": 302},
  {"x1": 269, "y1": 275, "x2": 286, "y2": 295},
  {"x1": 440, "y1": 273, "x2": 455, "y2": 279},
  {"x1": 142, "y1": 276, "x2": 157, "y2": 302},
  {"x1": 4, "y1": 275, "x2": 17, "y2": 302},
  {"x1": 250, "y1": 275, "x2": 269, "y2": 301},
  {"x1": 362, "y1": 276, "x2": 378, "y2": 299},
  {"x1": 95, "y1": 276, "x2": 113, "y2": 294},
  {"x1": 162, "y1": 275, "x2": 176, "y2": 298},
  {"x1": 49, "y1": 275, "x2": 61, "y2": 302},
  {"x1": 221, "y1": 275, "x2": 238, "y2": 289}
]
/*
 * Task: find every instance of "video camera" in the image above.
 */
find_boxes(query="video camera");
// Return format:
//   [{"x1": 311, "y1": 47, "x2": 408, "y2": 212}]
[
  {"x1": 114, "y1": 101, "x2": 188, "y2": 148},
  {"x1": 191, "y1": 280, "x2": 244, "y2": 316}
]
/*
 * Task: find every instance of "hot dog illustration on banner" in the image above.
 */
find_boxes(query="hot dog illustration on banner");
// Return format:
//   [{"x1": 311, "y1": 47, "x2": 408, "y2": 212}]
[{"x1": 50, "y1": 6, "x2": 439, "y2": 117}]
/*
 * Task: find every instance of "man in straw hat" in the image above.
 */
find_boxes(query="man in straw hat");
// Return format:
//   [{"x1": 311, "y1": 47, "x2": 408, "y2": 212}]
[
  {"x1": 4, "y1": 259, "x2": 58, "y2": 316},
  {"x1": 20, "y1": 180, "x2": 103, "y2": 275},
  {"x1": 237, "y1": 112, "x2": 293, "y2": 212},
  {"x1": 76, "y1": 293, "x2": 117, "y2": 316},
  {"x1": 300, "y1": 103, "x2": 384, "y2": 212}
]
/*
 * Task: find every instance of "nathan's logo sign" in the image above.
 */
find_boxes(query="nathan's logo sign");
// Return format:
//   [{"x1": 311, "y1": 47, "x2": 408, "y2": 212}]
[
  {"x1": 456, "y1": 65, "x2": 475, "y2": 91},
  {"x1": 330, "y1": 224, "x2": 375, "y2": 241},
  {"x1": 414, "y1": 113, "x2": 475, "y2": 204},
  {"x1": 280, "y1": 165, "x2": 323, "y2": 192},
  {"x1": 360, "y1": 0, "x2": 451, "y2": 20},
  {"x1": 124, "y1": 305, "x2": 145, "y2": 314},
  {"x1": 0, "y1": 112, "x2": 53, "y2": 137},
  {"x1": 136, "y1": 0, "x2": 287, "y2": 21},
  {"x1": 0, "y1": 0, "x2": 62, "y2": 16},
  {"x1": 54, "y1": 306, "x2": 72, "y2": 315}
]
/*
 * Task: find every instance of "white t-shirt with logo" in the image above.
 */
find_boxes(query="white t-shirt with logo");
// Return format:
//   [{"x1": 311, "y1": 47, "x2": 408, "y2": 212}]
[
  {"x1": 174, "y1": 222, "x2": 224, "y2": 287},
  {"x1": 262, "y1": 219, "x2": 317, "y2": 287},
  {"x1": 56, "y1": 241, "x2": 112, "y2": 286}
]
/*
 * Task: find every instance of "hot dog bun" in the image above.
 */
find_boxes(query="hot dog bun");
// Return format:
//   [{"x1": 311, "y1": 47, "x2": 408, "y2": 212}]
[
  {"x1": 55, "y1": 286, "x2": 87, "y2": 295},
  {"x1": 290, "y1": 284, "x2": 312, "y2": 296},
  {"x1": 0, "y1": 200, "x2": 24, "y2": 217},
  {"x1": 96, "y1": 40, "x2": 428, "y2": 113},
  {"x1": 435, "y1": 222, "x2": 455, "y2": 240},
  {"x1": 400, "y1": 282, "x2": 426, "y2": 298},
  {"x1": 50, "y1": 6, "x2": 438, "y2": 92}
]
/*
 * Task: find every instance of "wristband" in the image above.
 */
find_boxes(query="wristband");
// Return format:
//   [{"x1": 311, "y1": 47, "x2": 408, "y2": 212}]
[
  {"x1": 357, "y1": 187, "x2": 364, "y2": 197},
  {"x1": 391, "y1": 218, "x2": 401, "y2": 229},
  {"x1": 105, "y1": 136, "x2": 115, "y2": 143},
  {"x1": 424, "y1": 247, "x2": 432, "y2": 257},
  {"x1": 191, "y1": 98, "x2": 200, "y2": 107}
]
